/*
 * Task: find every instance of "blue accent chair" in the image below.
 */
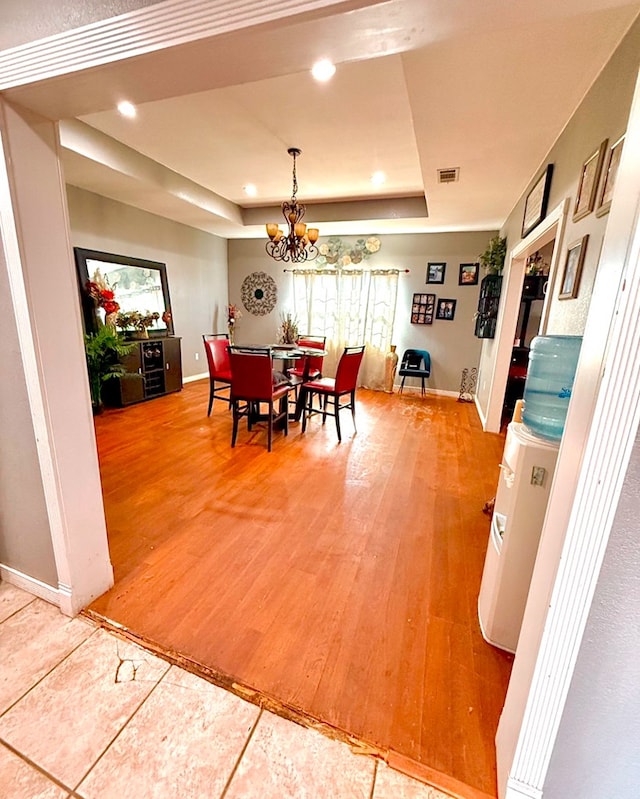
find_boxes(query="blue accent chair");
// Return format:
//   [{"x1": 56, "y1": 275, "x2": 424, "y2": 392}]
[{"x1": 398, "y1": 349, "x2": 431, "y2": 395}]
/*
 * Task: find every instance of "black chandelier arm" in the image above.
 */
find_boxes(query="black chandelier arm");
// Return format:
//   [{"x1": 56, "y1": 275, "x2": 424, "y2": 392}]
[
  {"x1": 281, "y1": 199, "x2": 305, "y2": 225},
  {"x1": 266, "y1": 238, "x2": 318, "y2": 263}
]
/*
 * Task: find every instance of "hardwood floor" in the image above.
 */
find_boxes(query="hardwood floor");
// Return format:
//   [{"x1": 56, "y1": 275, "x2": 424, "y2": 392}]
[{"x1": 88, "y1": 381, "x2": 513, "y2": 798}]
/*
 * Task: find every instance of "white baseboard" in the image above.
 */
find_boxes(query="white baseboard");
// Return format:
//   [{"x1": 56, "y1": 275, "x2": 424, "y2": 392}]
[
  {"x1": 0, "y1": 563, "x2": 61, "y2": 607},
  {"x1": 475, "y1": 393, "x2": 488, "y2": 428},
  {"x1": 183, "y1": 372, "x2": 208, "y2": 384},
  {"x1": 393, "y1": 385, "x2": 461, "y2": 398},
  {"x1": 505, "y1": 777, "x2": 543, "y2": 799}
]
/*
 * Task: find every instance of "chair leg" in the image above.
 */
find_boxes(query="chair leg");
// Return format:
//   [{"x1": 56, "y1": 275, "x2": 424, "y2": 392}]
[
  {"x1": 421, "y1": 376, "x2": 425, "y2": 396},
  {"x1": 399, "y1": 376, "x2": 406, "y2": 393},
  {"x1": 301, "y1": 389, "x2": 310, "y2": 433},
  {"x1": 334, "y1": 395, "x2": 342, "y2": 442},
  {"x1": 351, "y1": 390, "x2": 357, "y2": 433},
  {"x1": 267, "y1": 400, "x2": 273, "y2": 452},
  {"x1": 322, "y1": 394, "x2": 329, "y2": 424},
  {"x1": 207, "y1": 379, "x2": 215, "y2": 416},
  {"x1": 231, "y1": 400, "x2": 239, "y2": 447},
  {"x1": 282, "y1": 394, "x2": 289, "y2": 437}
]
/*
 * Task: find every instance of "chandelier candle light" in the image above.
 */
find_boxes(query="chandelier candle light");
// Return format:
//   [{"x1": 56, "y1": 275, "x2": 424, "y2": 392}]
[{"x1": 266, "y1": 148, "x2": 319, "y2": 263}]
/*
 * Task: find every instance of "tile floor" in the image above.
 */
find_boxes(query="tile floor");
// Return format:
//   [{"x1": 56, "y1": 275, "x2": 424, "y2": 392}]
[{"x1": 1, "y1": 583, "x2": 453, "y2": 799}]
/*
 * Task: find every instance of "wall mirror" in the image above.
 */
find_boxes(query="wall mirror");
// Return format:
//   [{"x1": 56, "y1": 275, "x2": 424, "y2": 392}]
[{"x1": 74, "y1": 248, "x2": 174, "y2": 336}]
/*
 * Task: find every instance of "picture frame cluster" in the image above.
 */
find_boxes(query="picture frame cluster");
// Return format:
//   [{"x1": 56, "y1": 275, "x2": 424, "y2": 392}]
[{"x1": 412, "y1": 260, "x2": 478, "y2": 323}]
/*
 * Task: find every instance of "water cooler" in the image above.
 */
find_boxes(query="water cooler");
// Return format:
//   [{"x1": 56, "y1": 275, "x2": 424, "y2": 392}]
[
  {"x1": 478, "y1": 335, "x2": 582, "y2": 652},
  {"x1": 478, "y1": 423, "x2": 559, "y2": 652}
]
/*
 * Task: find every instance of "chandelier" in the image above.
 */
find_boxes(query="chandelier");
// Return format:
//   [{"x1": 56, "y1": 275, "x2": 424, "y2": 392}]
[{"x1": 266, "y1": 147, "x2": 319, "y2": 263}]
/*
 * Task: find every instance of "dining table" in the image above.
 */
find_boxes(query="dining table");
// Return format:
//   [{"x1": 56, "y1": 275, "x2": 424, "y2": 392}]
[{"x1": 270, "y1": 344, "x2": 328, "y2": 420}]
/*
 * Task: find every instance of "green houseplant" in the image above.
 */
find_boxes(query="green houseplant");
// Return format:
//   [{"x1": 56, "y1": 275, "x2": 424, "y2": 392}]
[
  {"x1": 479, "y1": 235, "x2": 507, "y2": 275},
  {"x1": 84, "y1": 325, "x2": 137, "y2": 412}
]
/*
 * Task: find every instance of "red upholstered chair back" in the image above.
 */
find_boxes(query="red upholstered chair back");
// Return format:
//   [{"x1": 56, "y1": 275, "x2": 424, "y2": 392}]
[
  {"x1": 229, "y1": 348, "x2": 274, "y2": 400},
  {"x1": 334, "y1": 346, "x2": 365, "y2": 393},
  {"x1": 297, "y1": 335, "x2": 326, "y2": 375},
  {"x1": 203, "y1": 335, "x2": 230, "y2": 378}
]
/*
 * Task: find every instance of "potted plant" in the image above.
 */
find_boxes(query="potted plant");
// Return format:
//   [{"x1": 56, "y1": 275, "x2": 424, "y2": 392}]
[
  {"x1": 84, "y1": 325, "x2": 137, "y2": 413},
  {"x1": 479, "y1": 235, "x2": 507, "y2": 275}
]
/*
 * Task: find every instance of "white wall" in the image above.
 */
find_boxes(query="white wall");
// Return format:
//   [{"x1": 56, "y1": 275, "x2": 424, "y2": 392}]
[
  {"x1": 67, "y1": 186, "x2": 229, "y2": 380},
  {"x1": 542, "y1": 428, "x2": 640, "y2": 797},
  {"x1": 229, "y1": 230, "x2": 495, "y2": 392},
  {"x1": 0, "y1": 0, "x2": 163, "y2": 49}
]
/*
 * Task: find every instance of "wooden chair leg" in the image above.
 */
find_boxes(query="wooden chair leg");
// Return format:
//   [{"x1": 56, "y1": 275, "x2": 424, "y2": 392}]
[
  {"x1": 301, "y1": 389, "x2": 311, "y2": 433},
  {"x1": 351, "y1": 390, "x2": 357, "y2": 432},
  {"x1": 231, "y1": 400, "x2": 239, "y2": 447}
]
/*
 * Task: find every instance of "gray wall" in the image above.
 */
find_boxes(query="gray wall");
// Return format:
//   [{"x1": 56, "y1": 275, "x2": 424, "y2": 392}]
[
  {"x1": 476, "y1": 16, "x2": 640, "y2": 413},
  {"x1": 544, "y1": 429, "x2": 640, "y2": 797},
  {"x1": 67, "y1": 187, "x2": 229, "y2": 380},
  {"x1": 229, "y1": 230, "x2": 495, "y2": 393}
]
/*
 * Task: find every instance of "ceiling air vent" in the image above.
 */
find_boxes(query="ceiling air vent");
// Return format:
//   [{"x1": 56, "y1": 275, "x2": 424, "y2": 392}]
[{"x1": 437, "y1": 167, "x2": 459, "y2": 184}]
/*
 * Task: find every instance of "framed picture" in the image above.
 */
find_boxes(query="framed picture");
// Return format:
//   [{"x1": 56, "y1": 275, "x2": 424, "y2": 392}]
[
  {"x1": 411, "y1": 292, "x2": 435, "y2": 324},
  {"x1": 596, "y1": 134, "x2": 625, "y2": 217},
  {"x1": 459, "y1": 262, "x2": 479, "y2": 285},
  {"x1": 426, "y1": 262, "x2": 446, "y2": 284},
  {"x1": 573, "y1": 140, "x2": 607, "y2": 222},
  {"x1": 559, "y1": 236, "x2": 588, "y2": 300},
  {"x1": 436, "y1": 298, "x2": 457, "y2": 321},
  {"x1": 522, "y1": 164, "x2": 554, "y2": 238}
]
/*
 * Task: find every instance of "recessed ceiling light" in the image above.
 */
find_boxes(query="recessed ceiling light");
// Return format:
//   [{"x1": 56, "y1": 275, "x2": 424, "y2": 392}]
[
  {"x1": 311, "y1": 59, "x2": 336, "y2": 82},
  {"x1": 243, "y1": 184, "x2": 257, "y2": 197},
  {"x1": 117, "y1": 101, "x2": 137, "y2": 118},
  {"x1": 371, "y1": 171, "x2": 386, "y2": 186}
]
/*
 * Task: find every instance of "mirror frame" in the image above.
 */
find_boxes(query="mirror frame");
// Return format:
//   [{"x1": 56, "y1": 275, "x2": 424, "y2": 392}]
[{"x1": 74, "y1": 247, "x2": 174, "y2": 337}]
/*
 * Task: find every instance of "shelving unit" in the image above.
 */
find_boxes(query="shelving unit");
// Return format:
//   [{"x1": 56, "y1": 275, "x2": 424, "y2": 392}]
[
  {"x1": 474, "y1": 275, "x2": 503, "y2": 338},
  {"x1": 104, "y1": 337, "x2": 182, "y2": 406}
]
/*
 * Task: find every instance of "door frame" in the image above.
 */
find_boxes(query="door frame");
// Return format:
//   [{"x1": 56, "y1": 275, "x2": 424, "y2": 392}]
[{"x1": 483, "y1": 198, "x2": 570, "y2": 434}]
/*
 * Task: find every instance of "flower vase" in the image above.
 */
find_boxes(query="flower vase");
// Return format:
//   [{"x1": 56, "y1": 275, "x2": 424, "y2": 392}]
[
  {"x1": 133, "y1": 329, "x2": 149, "y2": 340},
  {"x1": 105, "y1": 312, "x2": 118, "y2": 330},
  {"x1": 384, "y1": 345, "x2": 399, "y2": 393},
  {"x1": 228, "y1": 323, "x2": 235, "y2": 345}
]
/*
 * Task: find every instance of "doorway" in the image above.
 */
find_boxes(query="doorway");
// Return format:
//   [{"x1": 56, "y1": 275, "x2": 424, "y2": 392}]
[{"x1": 483, "y1": 199, "x2": 570, "y2": 434}]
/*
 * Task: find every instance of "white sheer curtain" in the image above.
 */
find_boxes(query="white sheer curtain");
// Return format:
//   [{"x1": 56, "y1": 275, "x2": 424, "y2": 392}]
[{"x1": 292, "y1": 268, "x2": 399, "y2": 389}]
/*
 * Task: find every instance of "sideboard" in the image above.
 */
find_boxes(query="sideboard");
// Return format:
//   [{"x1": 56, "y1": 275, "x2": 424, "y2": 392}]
[{"x1": 104, "y1": 337, "x2": 182, "y2": 406}]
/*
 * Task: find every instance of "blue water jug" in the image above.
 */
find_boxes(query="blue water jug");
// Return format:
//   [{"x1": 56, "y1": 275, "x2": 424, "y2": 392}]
[{"x1": 522, "y1": 335, "x2": 583, "y2": 441}]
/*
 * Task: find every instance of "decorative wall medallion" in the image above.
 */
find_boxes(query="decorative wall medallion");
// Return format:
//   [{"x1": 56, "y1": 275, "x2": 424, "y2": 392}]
[
  {"x1": 241, "y1": 271, "x2": 278, "y2": 316},
  {"x1": 316, "y1": 236, "x2": 381, "y2": 267}
]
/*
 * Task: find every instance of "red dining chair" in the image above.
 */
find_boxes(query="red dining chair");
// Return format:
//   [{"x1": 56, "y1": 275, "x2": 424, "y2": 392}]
[
  {"x1": 288, "y1": 335, "x2": 327, "y2": 382},
  {"x1": 301, "y1": 345, "x2": 366, "y2": 442},
  {"x1": 203, "y1": 334, "x2": 232, "y2": 415},
  {"x1": 228, "y1": 346, "x2": 293, "y2": 452}
]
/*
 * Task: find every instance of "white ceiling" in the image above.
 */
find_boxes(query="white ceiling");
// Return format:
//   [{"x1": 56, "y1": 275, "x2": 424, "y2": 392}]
[{"x1": 8, "y1": 0, "x2": 640, "y2": 238}]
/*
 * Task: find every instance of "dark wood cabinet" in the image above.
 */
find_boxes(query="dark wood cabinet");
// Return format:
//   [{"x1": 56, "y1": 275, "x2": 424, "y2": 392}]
[
  {"x1": 104, "y1": 337, "x2": 182, "y2": 406},
  {"x1": 474, "y1": 275, "x2": 503, "y2": 339},
  {"x1": 521, "y1": 274, "x2": 548, "y2": 301}
]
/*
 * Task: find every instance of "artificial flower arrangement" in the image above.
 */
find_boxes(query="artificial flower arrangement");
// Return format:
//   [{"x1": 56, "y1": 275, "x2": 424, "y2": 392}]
[
  {"x1": 116, "y1": 310, "x2": 160, "y2": 336},
  {"x1": 227, "y1": 304, "x2": 242, "y2": 343},
  {"x1": 278, "y1": 312, "x2": 299, "y2": 345},
  {"x1": 85, "y1": 269, "x2": 120, "y2": 318}
]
